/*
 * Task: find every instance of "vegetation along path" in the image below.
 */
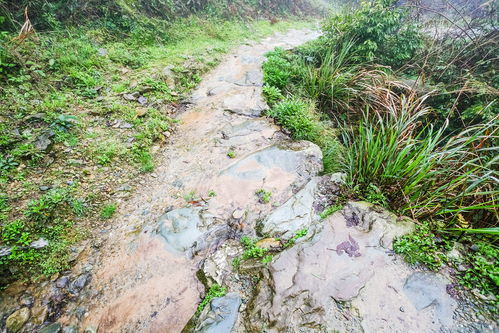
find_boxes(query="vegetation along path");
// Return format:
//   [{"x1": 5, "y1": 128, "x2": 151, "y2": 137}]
[{"x1": 1, "y1": 25, "x2": 497, "y2": 332}]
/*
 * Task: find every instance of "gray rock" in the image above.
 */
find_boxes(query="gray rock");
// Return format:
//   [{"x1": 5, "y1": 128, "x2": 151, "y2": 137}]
[
  {"x1": 30, "y1": 238, "x2": 49, "y2": 249},
  {"x1": 75, "y1": 306, "x2": 87, "y2": 319},
  {"x1": 6, "y1": 307, "x2": 30, "y2": 333},
  {"x1": 233, "y1": 70, "x2": 263, "y2": 86},
  {"x1": 39, "y1": 185, "x2": 51, "y2": 191},
  {"x1": 261, "y1": 178, "x2": 318, "y2": 239},
  {"x1": 18, "y1": 294, "x2": 34, "y2": 307},
  {"x1": 330, "y1": 172, "x2": 346, "y2": 184},
  {"x1": 403, "y1": 272, "x2": 458, "y2": 327},
  {"x1": 161, "y1": 66, "x2": 176, "y2": 89},
  {"x1": 31, "y1": 305, "x2": 48, "y2": 325},
  {"x1": 232, "y1": 209, "x2": 245, "y2": 220},
  {"x1": 35, "y1": 130, "x2": 55, "y2": 151},
  {"x1": 123, "y1": 93, "x2": 138, "y2": 101},
  {"x1": 248, "y1": 202, "x2": 422, "y2": 332},
  {"x1": 240, "y1": 55, "x2": 264, "y2": 64},
  {"x1": 69, "y1": 273, "x2": 90, "y2": 294},
  {"x1": 55, "y1": 276, "x2": 70, "y2": 288},
  {"x1": 221, "y1": 143, "x2": 322, "y2": 182},
  {"x1": 196, "y1": 293, "x2": 242, "y2": 333},
  {"x1": 110, "y1": 119, "x2": 134, "y2": 129},
  {"x1": 39, "y1": 322, "x2": 62, "y2": 333},
  {"x1": 0, "y1": 246, "x2": 12, "y2": 257},
  {"x1": 158, "y1": 208, "x2": 228, "y2": 257},
  {"x1": 223, "y1": 89, "x2": 268, "y2": 117},
  {"x1": 116, "y1": 184, "x2": 132, "y2": 192}
]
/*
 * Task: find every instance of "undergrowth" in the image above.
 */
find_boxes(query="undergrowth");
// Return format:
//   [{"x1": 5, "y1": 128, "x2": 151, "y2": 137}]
[{"x1": 262, "y1": 0, "x2": 498, "y2": 299}]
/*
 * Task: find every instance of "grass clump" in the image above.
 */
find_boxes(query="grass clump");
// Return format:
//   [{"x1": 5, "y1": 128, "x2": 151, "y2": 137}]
[
  {"x1": 0, "y1": 187, "x2": 80, "y2": 281},
  {"x1": 319, "y1": 204, "x2": 342, "y2": 219},
  {"x1": 100, "y1": 203, "x2": 117, "y2": 219}
]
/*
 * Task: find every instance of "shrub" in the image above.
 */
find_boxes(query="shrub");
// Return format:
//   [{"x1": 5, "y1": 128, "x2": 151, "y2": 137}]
[
  {"x1": 262, "y1": 48, "x2": 294, "y2": 89},
  {"x1": 322, "y1": 0, "x2": 423, "y2": 68},
  {"x1": 267, "y1": 98, "x2": 321, "y2": 141}
]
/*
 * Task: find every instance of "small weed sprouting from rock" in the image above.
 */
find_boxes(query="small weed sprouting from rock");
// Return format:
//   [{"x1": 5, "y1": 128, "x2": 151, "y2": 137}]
[
  {"x1": 183, "y1": 191, "x2": 196, "y2": 202},
  {"x1": 196, "y1": 284, "x2": 227, "y2": 315},
  {"x1": 227, "y1": 151, "x2": 236, "y2": 159},
  {"x1": 283, "y1": 228, "x2": 308, "y2": 248},
  {"x1": 319, "y1": 204, "x2": 343, "y2": 220},
  {"x1": 255, "y1": 189, "x2": 272, "y2": 204}
]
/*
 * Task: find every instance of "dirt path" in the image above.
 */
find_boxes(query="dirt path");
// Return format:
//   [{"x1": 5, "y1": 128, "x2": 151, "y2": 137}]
[
  {"x1": 11, "y1": 28, "x2": 495, "y2": 333},
  {"x1": 59, "y1": 28, "x2": 321, "y2": 332}
]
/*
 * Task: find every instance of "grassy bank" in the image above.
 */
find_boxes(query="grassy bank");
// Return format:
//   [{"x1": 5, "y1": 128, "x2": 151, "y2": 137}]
[
  {"x1": 261, "y1": 0, "x2": 498, "y2": 305},
  {"x1": 0, "y1": 14, "x2": 316, "y2": 286}
]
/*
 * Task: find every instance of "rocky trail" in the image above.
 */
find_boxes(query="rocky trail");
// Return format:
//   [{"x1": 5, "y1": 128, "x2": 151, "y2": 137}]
[{"x1": 2, "y1": 28, "x2": 497, "y2": 333}]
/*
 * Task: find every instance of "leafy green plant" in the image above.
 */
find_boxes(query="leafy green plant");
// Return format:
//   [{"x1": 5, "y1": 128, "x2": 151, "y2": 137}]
[
  {"x1": 263, "y1": 48, "x2": 293, "y2": 89},
  {"x1": 362, "y1": 184, "x2": 388, "y2": 207},
  {"x1": 0, "y1": 155, "x2": 18, "y2": 175},
  {"x1": 266, "y1": 98, "x2": 320, "y2": 141},
  {"x1": 100, "y1": 203, "x2": 117, "y2": 219},
  {"x1": 322, "y1": 0, "x2": 423, "y2": 68},
  {"x1": 184, "y1": 191, "x2": 196, "y2": 202},
  {"x1": 284, "y1": 228, "x2": 308, "y2": 248},
  {"x1": 1, "y1": 220, "x2": 30, "y2": 246},
  {"x1": 255, "y1": 189, "x2": 272, "y2": 204},
  {"x1": 227, "y1": 151, "x2": 236, "y2": 159},
  {"x1": 458, "y1": 241, "x2": 498, "y2": 297},
  {"x1": 25, "y1": 188, "x2": 70, "y2": 223},
  {"x1": 50, "y1": 114, "x2": 78, "y2": 132},
  {"x1": 262, "y1": 84, "x2": 284, "y2": 106},
  {"x1": 196, "y1": 284, "x2": 227, "y2": 315},
  {"x1": 240, "y1": 236, "x2": 269, "y2": 260},
  {"x1": 393, "y1": 222, "x2": 450, "y2": 271}
]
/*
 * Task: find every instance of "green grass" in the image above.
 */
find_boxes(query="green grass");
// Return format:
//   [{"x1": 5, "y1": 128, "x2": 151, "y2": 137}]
[
  {"x1": 341, "y1": 96, "x2": 498, "y2": 223},
  {"x1": 394, "y1": 225, "x2": 499, "y2": 299},
  {"x1": 100, "y1": 203, "x2": 117, "y2": 219},
  {"x1": 319, "y1": 204, "x2": 342, "y2": 219}
]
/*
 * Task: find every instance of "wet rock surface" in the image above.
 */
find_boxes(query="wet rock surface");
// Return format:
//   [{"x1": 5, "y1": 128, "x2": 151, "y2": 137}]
[
  {"x1": 261, "y1": 178, "x2": 319, "y2": 239},
  {"x1": 195, "y1": 293, "x2": 242, "y2": 333}
]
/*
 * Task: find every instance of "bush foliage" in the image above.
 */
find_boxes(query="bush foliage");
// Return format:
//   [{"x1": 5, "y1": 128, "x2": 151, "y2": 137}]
[{"x1": 262, "y1": 0, "x2": 498, "y2": 298}]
